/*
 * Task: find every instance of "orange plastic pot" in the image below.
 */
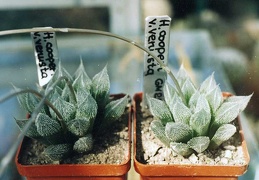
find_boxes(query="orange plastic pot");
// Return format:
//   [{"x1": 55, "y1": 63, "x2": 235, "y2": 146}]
[
  {"x1": 15, "y1": 94, "x2": 131, "y2": 180},
  {"x1": 133, "y1": 92, "x2": 250, "y2": 180}
]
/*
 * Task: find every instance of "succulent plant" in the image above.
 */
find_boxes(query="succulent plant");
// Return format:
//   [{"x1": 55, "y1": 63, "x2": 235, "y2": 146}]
[
  {"x1": 147, "y1": 66, "x2": 252, "y2": 157},
  {"x1": 14, "y1": 62, "x2": 129, "y2": 161}
]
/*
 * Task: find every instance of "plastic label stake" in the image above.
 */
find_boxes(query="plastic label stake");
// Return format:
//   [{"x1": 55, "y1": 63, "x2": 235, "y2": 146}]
[
  {"x1": 31, "y1": 27, "x2": 59, "y2": 86},
  {"x1": 143, "y1": 15, "x2": 171, "y2": 107}
]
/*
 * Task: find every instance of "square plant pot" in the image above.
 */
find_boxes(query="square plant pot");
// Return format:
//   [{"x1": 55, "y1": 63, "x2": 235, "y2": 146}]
[
  {"x1": 133, "y1": 92, "x2": 250, "y2": 180},
  {"x1": 15, "y1": 94, "x2": 132, "y2": 180}
]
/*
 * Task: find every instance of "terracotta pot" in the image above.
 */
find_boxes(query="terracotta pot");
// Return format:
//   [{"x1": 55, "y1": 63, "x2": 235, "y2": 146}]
[
  {"x1": 133, "y1": 92, "x2": 250, "y2": 180},
  {"x1": 15, "y1": 94, "x2": 131, "y2": 180}
]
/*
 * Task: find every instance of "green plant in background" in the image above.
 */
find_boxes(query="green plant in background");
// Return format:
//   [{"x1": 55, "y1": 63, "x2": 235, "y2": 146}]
[
  {"x1": 14, "y1": 62, "x2": 129, "y2": 161},
  {"x1": 147, "y1": 66, "x2": 252, "y2": 157}
]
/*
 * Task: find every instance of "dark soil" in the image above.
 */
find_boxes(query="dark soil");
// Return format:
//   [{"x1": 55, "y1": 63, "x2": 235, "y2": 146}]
[{"x1": 18, "y1": 110, "x2": 130, "y2": 165}]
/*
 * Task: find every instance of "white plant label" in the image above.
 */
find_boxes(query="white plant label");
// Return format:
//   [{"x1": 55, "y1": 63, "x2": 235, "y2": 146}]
[
  {"x1": 31, "y1": 28, "x2": 59, "y2": 86},
  {"x1": 143, "y1": 15, "x2": 171, "y2": 106}
]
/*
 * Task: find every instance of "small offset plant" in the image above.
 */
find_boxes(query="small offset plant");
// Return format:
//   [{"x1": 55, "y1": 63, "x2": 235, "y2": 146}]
[
  {"x1": 14, "y1": 62, "x2": 129, "y2": 161},
  {"x1": 147, "y1": 66, "x2": 252, "y2": 157}
]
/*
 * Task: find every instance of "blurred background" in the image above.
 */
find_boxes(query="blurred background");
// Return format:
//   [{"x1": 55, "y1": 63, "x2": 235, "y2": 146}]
[{"x1": 1, "y1": 0, "x2": 259, "y2": 179}]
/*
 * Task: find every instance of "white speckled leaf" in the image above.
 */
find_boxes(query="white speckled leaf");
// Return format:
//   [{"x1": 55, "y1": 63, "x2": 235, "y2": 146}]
[
  {"x1": 49, "y1": 88, "x2": 62, "y2": 103},
  {"x1": 46, "y1": 63, "x2": 73, "y2": 90},
  {"x1": 44, "y1": 144, "x2": 72, "y2": 161},
  {"x1": 67, "y1": 118, "x2": 90, "y2": 137},
  {"x1": 170, "y1": 94, "x2": 182, "y2": 107},
  {"x1": 170, "y1": 142, "x2": 193, "y2": 157},
  {"x1": 176, "y1": 65, "x2": 191, "y2": 87},
  {"x1": 104, "y1": 95, "x2": 128, "y2": 122},
  {"x1": 200, "y1": 73, "x2": 217, "y2": 94},
  {"x1": 205, "y1": 85, "x2": 223, "y2": 113},
  {"x1": 73, "y1": 74, "x2": 92, "y2": 92},
  {"x1": 61, "y1": 67, "x2": 73, "y2": 84},
  {"x1": 76, "y1": 88, "x2": 97, "y2": 120},
  {"x1": 73, "y1": 61, "x2": 92, "y2": 91},
  {"x1": 187, "y1": 136, "x2": 210, "y2": 153},
  {"x1": 225, "y1": 94, "x2": 252, "y2": 112},
  {"x1": 165, "y1": 122, "x2": 192, "y2": 143},
  {"x1": 15, "y1": 118, "x2": 41, "y2": 138},
  {"x1": 190, "y1": 109, "x2": 211, "y2": 136},
  {"x1": 91, "y1": 65, "x2": 110, "y2": 107},
  {"x1": 51, "y1": 97, "x2": 76, "y2": 121},
  {"x1": 181, "y1": 78, "x2": 197, "y2": 102},
  {"x1": 172, "y1": 101, "x2": 191, "y2": 124},
  {"x1": 147, "y1": 95, "x2": 173, "y2": 125},
  {"x1": 210, "y1": 124, "x2": 236, "y2": 149},
  {"x1": 35, "y1": 113, "x2": 62, "y2": 136},
  {"x1": 214, "y1": 102, "x2": 240, "y2": 125},
  {"x1": 195, "y1": 95, "x2": 210, "y2": 113},
  {"x1": 73, "y1": 134, "x2": 93, "y2": 153},
  {"x1": 14, "y1": 86, "x2": 44, "y2": 113},
  {"x1": 61, "y1": 84, "x2": 72, "y2": 102},
  {"x1": 45, "y1": 64, "x2": 63, "y2": 89},
  {"x1": 151, "y1": 120, "x2": 170, "y2": 147},
  {"x1": 163, "y1": 81, "x2": 176, "y2": 106},
  {"x1": 188, "y1": 91, "x2": 201, "y2": 111}
]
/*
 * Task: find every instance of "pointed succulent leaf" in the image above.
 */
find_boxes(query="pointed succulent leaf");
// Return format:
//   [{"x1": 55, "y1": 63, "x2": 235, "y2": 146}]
[
  {"x1": 49, "y1": 88, "x2": 62, "y2": 104},
  {"x1": 165, "y1": 122, "x2": 192, "y2": 143},
  {"x1": 45, "y1": 64, "x2": 62, "y2": 90},
  {"x1": 15, "y1": 118, "x2": 41, "y2": 138},
  {"x1": 14, "y1": 86, "x2": 44, "y2": 113},
  {"x1": 60, "y1": 84, "x2": 71, "y2": 102},
  {"x1": 51, "y1": 97, "x2": 76, "y2": 121},
  {"x1": 188, "y1": 91, "x2": 200, "y2": 111},
  {"x1": 73, "y1": 134, "x2": 93, "y2": 153},
  {"x1": 187, "y1": 136, "x2": 210, "y2": 153},
  {"x1": 169, "y1": 94, "x2": 182, "y2": 108},
  {"x1": 67, "y1": 118, "x2": 90, "y2": 137},
  {"x1": 150, "y1": 120, "x2": 170, "y2": 147},
  {"x1": 74, "y1": 60, "x2": 85, "y2": 77},
  {"x1": 46, "y1": 63, "x2": 73, "y2": 90},
  {"x1": 190, "y1": 109, "x2": 211, "y2": 136},
  {"x1": 54, "y1": 85, "x2": 63, "y2": 95},
  {"x1": 225, "y1": 94, "x2": 252, "y2": 112},
  {"x1": 195, "y1": 95, "x2": 210, "y2": 113},
  {"x1": 172, "y1": 101, "x2": 191, "y2": 124},
  {"x1": 210, "y1": 124, "x2": 236, "y2": 149},
  {"x1": 167, "y1": 94, "x2": 183, "y2": 117},
  {"x1": 104, "y1": 95, "x2": 128, "y2": 122},
  {"x1": 24, "y1": 93, "x2": 41, "y2": 113},
  {"x1": 74, "y1": 60, "x2": 91, "y2": 79},
  {"x1": 44, "y1": 144, "x2": 72, "y2": 161},
  {"x1": 181, "y1": 78, "x2": 197, "y2": 103},
  {"x1": 200, "y1": 73, "x2": 217, "y2": 94},
  {"x1": 163, "y1": 82, "x2": 176, "y2": 106},
  {"x1": 147, "y1": 95, "x2": 173, "y2": 125},
  {"x1": 91, "y1": 65, "x2": 110, "y2": 107},
  {"x1": 170, "y1": 142, "x2": 193, "y2": 157},
  {"x1": 73, "y1": 61, "x2": 92, "y2": 91},
  {"x1": 176, "y1": 65, "x2": 191, "y2": 87},
  {"x1": 214, "y1": 102, "x2": 240, "y2": 125},
  {"x1": 61, "y1": 67, "x2": 73, "y2": 82},
  {"x1": 76, "y1": 88, "x2": 97, "y2": 120},
  {"x1": 73, "y1": 73, "x2": 92, "y2": 92},
  {"x1": 205, "y1": 85, "x2": 223, "y2": 113},
  {"x1": 35, "y1": 113, "x2": 62, "y2": 136},
  {"x1": 16, "y1": 119, "x2": 63, "y2": 145}
]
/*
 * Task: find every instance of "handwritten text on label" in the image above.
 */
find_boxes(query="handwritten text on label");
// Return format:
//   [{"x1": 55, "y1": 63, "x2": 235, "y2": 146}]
[
  {"x1": 143, "y1": 16, "x2": 171, "y2": 105},
  {"x1": 31, "y1": 30, "x2": 59, "y2": 86}
]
